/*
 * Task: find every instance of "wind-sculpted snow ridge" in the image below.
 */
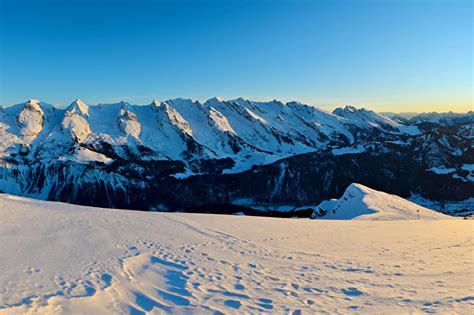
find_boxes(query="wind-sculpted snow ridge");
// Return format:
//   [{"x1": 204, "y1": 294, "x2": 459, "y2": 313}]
[
  {"x1": 0, "y1": 194, "x2": 473, "y2": 314},
  {"x1": 312, "y1": 183, "x2": 450, "y2": 220}
]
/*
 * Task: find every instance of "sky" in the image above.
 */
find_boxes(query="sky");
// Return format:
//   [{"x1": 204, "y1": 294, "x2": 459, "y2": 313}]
[{"x1": 0, "y1": 0, "x2": 472, "y2": 113}]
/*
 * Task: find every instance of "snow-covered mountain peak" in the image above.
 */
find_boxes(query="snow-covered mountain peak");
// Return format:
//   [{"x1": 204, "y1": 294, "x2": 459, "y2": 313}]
[
  {"x1": 26, "y1": 99, "x2": 41, "y2": 109},
  {"x1": 333, "y1": 105, "x2": 402, "y2": 131},
  {"x1": 168, "y1": 97, "x2": 195, "y2": 103},
  {"x1": 344, "y1": 105, "x2": 357, "y2": 113},
  {"x1": 230, "y1": 97, "x2": 251, "y2": 107},
  {"x1": 62, "y1": 100, "x2": 91, "y2": 142},
  {"x1": 119, "y1": 100, "x2": 130, "y2": 106},
  {"x1": 17, "y1": 99, "x2": 44, "y2": 140},
  {"x1": 67, "y1": 99, "x2": 89, "y2": 117},
  {"x1": 204, "y1": 97, "x2": 227, "y2": 107},
  {"x1": 313, "y1": 183, "x2": 449, "y2": 220},
  {"x1": 117, "y1": 108, "x2": 141, "y2": 139},
  {"x1": 166, "y1": 98, "x2": 199, "y2": 110},
  {"x1": 233, "y1": 97, "x2": 246, "y2": 103},
  {"x1": 285, "y1": 101, "x2": 303, "y2": 107},
  {"x1": 150, "y1": 99, "x2": 162, "y2": 108},
  {"x1": 212, "y1": 96, "x2": 226, "y2": 102},
  {"x1": 152, "y1": 101, "x2": 194, "y2": 138},
  {"x1": 334, "y1": 105, "x2": 371, "y2": 116}
]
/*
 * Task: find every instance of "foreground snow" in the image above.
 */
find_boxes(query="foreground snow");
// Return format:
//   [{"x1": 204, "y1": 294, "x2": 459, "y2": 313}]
[{"x1": 0, "y1": 195, "x2": 472, "y2": 314}]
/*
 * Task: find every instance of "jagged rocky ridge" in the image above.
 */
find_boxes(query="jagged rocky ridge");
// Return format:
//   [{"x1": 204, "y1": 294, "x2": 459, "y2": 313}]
[{"x1": 0, "y1": 98, "x2": 472, "y2": 216}]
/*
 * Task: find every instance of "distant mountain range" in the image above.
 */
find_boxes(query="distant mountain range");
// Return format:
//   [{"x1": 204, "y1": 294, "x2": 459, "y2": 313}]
[
  {"x1": 381, "y1": 111, "x2": 474, "y2": 125},
  {"x1": 1, "y1": 98, "x2": 472, "y2": 216}
]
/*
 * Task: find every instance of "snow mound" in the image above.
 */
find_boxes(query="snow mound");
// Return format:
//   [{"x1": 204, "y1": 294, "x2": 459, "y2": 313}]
[{"x1": 313, "y1": 183, "x2": 450, "y2": 220}]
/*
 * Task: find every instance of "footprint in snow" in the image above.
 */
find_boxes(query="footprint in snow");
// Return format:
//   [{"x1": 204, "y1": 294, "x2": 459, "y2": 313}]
[
  {"x1": 341, "y1": 287, "x2": 365, "y2": 297},
  {"x1": 234, "y1": 284, "x2": 245, "y2": 291},
  {"x1": 224, "y1": 300, "x2": 242, "y2": 309}
]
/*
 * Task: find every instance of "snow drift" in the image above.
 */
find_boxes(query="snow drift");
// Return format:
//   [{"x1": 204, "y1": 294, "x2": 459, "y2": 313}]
[{"x1": 312, "y1": 183, "x2": 450, "y2": 220}]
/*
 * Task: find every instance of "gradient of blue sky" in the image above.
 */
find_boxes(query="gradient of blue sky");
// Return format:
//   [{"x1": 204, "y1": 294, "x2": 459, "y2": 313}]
[{"x1": 0, "y1": 0, "x2": 472, "y2": 112}]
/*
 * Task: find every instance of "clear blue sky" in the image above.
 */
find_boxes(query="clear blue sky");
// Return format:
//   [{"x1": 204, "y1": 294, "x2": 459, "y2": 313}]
[{"x1": 0, "y1": 0, "x2": 472, "y2": 112}]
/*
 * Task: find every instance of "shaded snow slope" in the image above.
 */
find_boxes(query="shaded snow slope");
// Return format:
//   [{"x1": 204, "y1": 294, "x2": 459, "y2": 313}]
[
  {"x1": 0, "y1": 194, "x2": 472, "y2": 314},
  {"x1": 313, "y1": 183, "x2": 450, "y2": 220}
]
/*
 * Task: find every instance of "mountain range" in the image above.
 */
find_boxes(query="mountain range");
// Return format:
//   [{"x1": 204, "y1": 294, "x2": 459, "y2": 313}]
[{"x1": 0, "y1": 98, "x2": 472, "y2": 216}]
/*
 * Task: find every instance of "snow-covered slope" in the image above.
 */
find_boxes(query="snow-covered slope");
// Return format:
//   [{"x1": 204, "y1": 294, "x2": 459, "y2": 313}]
[
  {"x1": 0, "y1": 194, "x2": 472, "y2": 314},
  {"x1": 313, "y1": 183, "x2": 450, "y2": 220}
]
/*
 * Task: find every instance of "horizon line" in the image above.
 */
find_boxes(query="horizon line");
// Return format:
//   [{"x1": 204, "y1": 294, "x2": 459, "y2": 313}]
[{"x1": 1, "y1": 97, "x2": 472, "y2": 115}]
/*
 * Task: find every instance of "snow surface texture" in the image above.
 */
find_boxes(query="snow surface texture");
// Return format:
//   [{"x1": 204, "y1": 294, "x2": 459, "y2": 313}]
[
  {"x1": 1, "y1": 193, "x2": 472, "y2": 314},
  {"x1": 312, "y1": 183, "x2": 450, "y2": 220}
]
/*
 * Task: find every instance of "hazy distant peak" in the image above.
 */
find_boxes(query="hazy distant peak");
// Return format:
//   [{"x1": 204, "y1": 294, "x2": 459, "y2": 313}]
[
  {"x1": 343, "y1": 105, "x2": 357, "y2": 112},
  {"x1": 151, "y1": 99, "x2": 161, "y2": 107},
  {"x1": 206, "y1": 96, "x2": 226, "y2": 103}
]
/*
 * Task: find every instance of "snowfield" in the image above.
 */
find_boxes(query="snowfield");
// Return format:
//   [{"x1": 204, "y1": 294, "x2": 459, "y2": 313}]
[{"x1": 0, "y1": 194, "x2": 473, "y2": 314}]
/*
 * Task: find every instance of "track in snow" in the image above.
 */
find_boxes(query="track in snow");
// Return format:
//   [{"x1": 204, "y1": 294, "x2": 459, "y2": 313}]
[{"x1": 0, "y1": 194, "x2": 473, "y2": 314}]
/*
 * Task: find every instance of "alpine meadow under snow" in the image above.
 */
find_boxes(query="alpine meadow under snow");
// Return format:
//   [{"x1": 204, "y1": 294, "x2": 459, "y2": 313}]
[{"x1": 0, "y1": 191, "x2": 473, "y2": 314}]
